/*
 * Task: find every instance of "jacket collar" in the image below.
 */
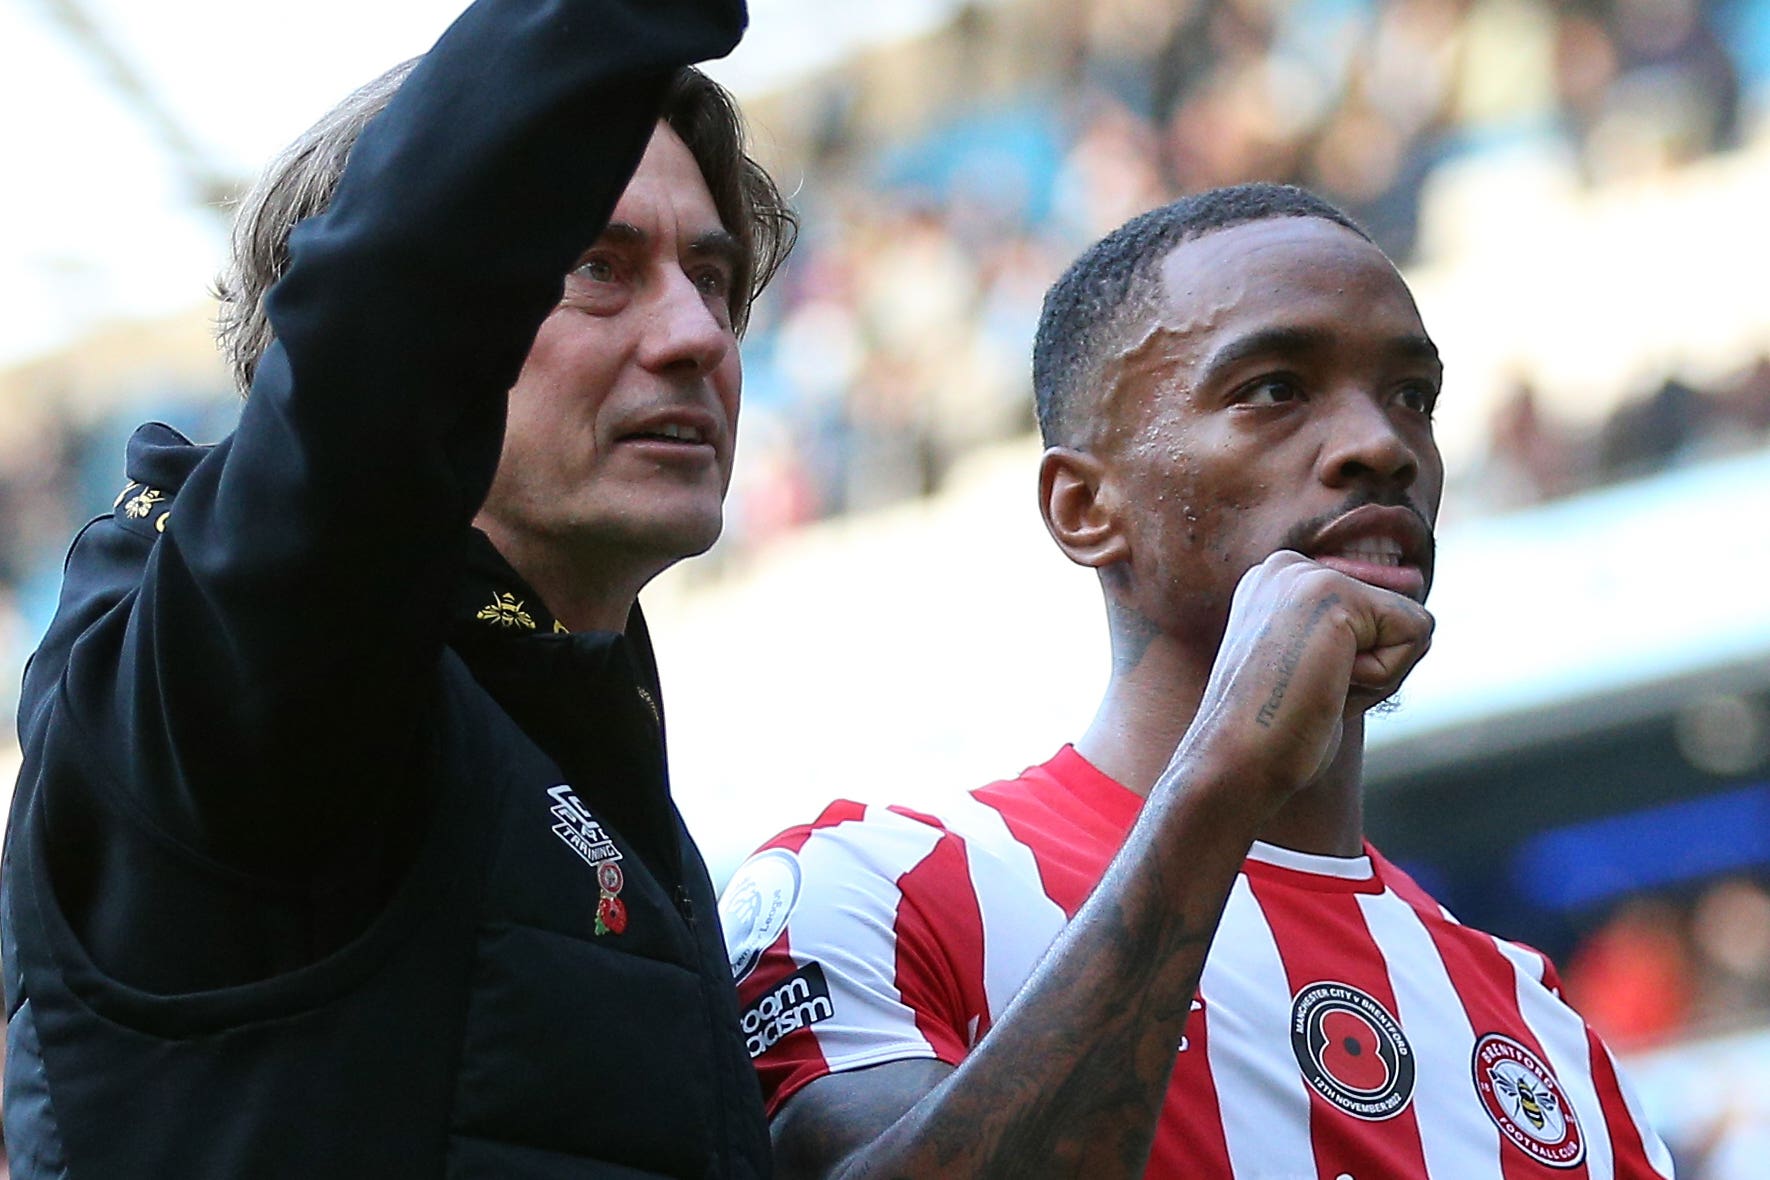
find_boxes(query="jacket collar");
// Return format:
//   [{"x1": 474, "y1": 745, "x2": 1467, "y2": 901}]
[
  {"x1": 451, "y1": 529, "x2": 569, "y2": 637},
  {"x1": 446, "y1": 530, "x2": 677, "y2": 868},
  {"x1": 447, "y1": 529, "x2": 665, "y2": 727}
]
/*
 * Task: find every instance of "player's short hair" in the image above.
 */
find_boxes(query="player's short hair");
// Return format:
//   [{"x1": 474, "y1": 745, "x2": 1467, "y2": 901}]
[
  {"x1": 215, "y1": 62, "x2": 796, "y2": 396},
  {"x1": 1031, "y1": 183, "x2": 1372, "y2": 447}
]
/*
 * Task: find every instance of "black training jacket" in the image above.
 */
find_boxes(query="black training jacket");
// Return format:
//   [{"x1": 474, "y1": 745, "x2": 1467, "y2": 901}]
[{"x1": 0, "y1": 0, "x2": 770, "y2": 1175}]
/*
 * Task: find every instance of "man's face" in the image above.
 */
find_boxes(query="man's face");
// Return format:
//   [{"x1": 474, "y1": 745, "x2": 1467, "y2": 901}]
[
  {"x1": 479, "y1": 123, "x2": 742, "y2": 572},
  {"x1": 1095, "y1": 216, "x2": 1443, "y2": 640}
]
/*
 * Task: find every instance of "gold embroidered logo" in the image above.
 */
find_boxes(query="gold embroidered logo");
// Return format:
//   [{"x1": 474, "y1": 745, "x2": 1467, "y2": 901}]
[
  {"x1": 122, "y1": 487, "x2": 165, "y2": 519},
  {"x1": 476, "y1": 592, "x2": 536, "y2": 630}
]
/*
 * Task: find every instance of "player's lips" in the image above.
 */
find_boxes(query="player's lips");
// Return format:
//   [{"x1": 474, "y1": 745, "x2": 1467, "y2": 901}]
[
  {"x1": 1302, "y1": 504, "x2": 1433, "y2": 600},
  {"x1": 613, "y1": 407, "x2": 722, "y2": 458}
]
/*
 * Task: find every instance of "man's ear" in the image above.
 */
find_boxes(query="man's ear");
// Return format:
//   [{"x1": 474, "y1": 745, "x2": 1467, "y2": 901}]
[{"x1": 1039, "y1": 446, "x2": 1131, "y2": 570}]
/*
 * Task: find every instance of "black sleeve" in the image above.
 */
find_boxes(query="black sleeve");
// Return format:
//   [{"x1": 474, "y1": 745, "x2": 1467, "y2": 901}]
[{"x1": 53, "y1": 0, "x2": 745, "y2": 878}]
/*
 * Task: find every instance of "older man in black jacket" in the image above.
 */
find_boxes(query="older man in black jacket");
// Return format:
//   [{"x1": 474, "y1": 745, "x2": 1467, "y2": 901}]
[{"x1": 1, "y1": 0, "x2": 793, "y2": 1175}]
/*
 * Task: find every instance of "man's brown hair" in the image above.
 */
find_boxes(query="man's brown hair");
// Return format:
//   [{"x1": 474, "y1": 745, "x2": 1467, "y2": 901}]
[{"x1": 215, "y1": 62, "x2": 796, "y2": 395}]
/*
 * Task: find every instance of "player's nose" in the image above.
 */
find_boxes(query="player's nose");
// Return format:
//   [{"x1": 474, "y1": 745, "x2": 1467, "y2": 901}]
[{"x1": 1316, "y1": 393, "x2": 1420, "y2": 494}]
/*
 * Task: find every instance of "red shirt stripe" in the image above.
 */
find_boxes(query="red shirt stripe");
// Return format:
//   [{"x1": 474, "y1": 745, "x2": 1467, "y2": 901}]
[{"x1": 892, "y1": 828, "x2": 989, "y2": 1058}]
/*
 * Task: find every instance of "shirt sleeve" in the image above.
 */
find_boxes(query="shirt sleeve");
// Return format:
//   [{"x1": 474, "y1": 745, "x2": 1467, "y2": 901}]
[
  {"x1": 41, "y1": 0, "x2": 746, "y2": 879},
  {"x1": 719, "y1": 802, "x2": 987, "y2": 1118}
]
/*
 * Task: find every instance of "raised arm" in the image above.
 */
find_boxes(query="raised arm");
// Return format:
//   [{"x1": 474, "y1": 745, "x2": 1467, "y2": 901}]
[
  {"x1": 768, "y1": 553, "x2": 1434, "y2": 1177},
  {"x1": 39, "y1": 0, "x2": 745, "y2": 876}
]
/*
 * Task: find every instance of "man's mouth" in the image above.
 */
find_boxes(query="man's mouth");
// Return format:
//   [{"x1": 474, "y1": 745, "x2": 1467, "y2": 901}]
[
  {"x1": 625, "y1": 422, "x2": 705, "y2": 445},
  {"x1": 616, "y1": 409, "x2": 719, "y2": 455},
  {"x1": 1327, "y1": 536, "x2": 1403, "y2": 567},
  {"x1": 1300, "y1": 504, "x2": 1433, "y2": 599}
]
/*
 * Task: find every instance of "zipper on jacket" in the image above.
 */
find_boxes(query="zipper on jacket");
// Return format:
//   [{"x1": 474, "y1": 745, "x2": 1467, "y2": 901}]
[{"x1": 672, "y1": 884, "x2": 695, "y2": 929}]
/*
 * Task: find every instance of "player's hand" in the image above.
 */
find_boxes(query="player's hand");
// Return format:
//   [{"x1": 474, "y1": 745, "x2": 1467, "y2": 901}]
[{"x1": 1176, "y1": 550, "x2": 1434, "y2": 812}]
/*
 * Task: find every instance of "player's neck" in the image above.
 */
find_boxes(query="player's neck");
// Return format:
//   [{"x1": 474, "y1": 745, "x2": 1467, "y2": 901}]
[
  {"x1": 1073, "y1": 638, "x2": 1210, "y2": 800},
  {"x1": 1076, "y1": 649, "x2": 1367, "y2": 858},
  {"x1": 1258, "y1": 719, "x2": 1366, "y2": 858}
]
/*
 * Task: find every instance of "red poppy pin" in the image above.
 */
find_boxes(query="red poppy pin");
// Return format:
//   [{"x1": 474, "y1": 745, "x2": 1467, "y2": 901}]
[{"x1": 594, "y1": 861, "x2": 628, "y2": 936}]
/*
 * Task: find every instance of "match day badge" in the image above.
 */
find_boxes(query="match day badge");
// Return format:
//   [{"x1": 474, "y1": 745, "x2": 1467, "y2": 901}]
[
  {"x1": 594, "y1": 860, "x2": 628, "y2": 936},
  {"x1": 1471, "y1": 1034, "x2": 1585, "y2": 1168},
  {"x1": 719, "y1": 848, "x2": 803, "y2": 983},
  {"x1": 544, "y1": 784, "x2": 627, "y2": 935},
  {"x1": 1290, "y1": 982, "x2": 1416, "y2": 1121}
]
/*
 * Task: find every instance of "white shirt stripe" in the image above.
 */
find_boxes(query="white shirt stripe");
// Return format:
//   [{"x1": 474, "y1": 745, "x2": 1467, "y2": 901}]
[
  {"x1": 793, "y1": 808, "x2": 948, "y2": 1070},
  {"x1": 933, "y1": 792, "x2": 1070, "y2": 1023},
  {"x1": 1202, "y1": 875, "x2": 1319, "y2": 1180},
  {"x1": 1496, "y1": 936, "x2": 1618, "y2": 1180},
  {"x1": 1358, "y1": 887, "x2": 1507, "y2": 1180}
]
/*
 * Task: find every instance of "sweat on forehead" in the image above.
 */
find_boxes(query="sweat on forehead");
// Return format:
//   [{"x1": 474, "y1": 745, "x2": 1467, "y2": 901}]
[{"x1": 1031, "y1": 184, "x2": 1373, "y2": 448}]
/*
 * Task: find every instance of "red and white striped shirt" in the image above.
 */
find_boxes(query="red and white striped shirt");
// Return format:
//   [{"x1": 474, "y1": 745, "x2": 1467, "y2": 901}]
[{"x1": 720, "y1": 746, "x2": 1674, "y2": 1179}]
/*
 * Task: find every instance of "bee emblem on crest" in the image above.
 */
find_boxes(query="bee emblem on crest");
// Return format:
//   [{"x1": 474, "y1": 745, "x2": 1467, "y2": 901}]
[
  {"x1": 1497, "y1": 1072, "x2": 1554, "y2": 1130},
  {"x1": 1472, "y1": 1033, "x2": 1584, "y2": 1168},
  {"x1": 477, "y1": 592, "x2": 536, "y2": 630}
]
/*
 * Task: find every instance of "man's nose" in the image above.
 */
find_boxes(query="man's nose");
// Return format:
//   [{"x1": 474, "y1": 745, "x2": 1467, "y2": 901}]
[
  {"x1": 1316, "y1": 394, "x2": 1420, "y2": 493},
  {"x1": 638, "y1": 269, "x2": 732, "y2": 376}
]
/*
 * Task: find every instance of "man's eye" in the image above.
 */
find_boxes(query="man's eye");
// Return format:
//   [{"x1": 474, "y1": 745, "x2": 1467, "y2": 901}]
[
  {"x1": 1241, "y1": 377, "x2": 1301, "y2": 406},
  {"x1": 693, "y1": 268, "x2": 732, "y2": 298},
  {"x1": 1396, "y1": 383, "x2": 1438, "y2": 415},
  {"x1": 573, "y1": 257, "x2": 617, "y2": 283}
]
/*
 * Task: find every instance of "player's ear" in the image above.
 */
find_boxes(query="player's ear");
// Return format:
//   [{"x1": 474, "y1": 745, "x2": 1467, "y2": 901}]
[{"x1": 1039, "y1": 446, "x2": 1130, "y2": 570}]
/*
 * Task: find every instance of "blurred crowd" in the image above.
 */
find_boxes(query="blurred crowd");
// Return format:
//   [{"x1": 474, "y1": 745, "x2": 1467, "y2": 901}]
[
  {"x1": 1563, "y1": 875, "x2": 1770, "y2": 1179},
  {"x1": 1468, "y1": 352, "x2": 1770, "y2": 511},
  {"x1": 1565, "y1": 874, "x2": 1770, "y2": 1050}
]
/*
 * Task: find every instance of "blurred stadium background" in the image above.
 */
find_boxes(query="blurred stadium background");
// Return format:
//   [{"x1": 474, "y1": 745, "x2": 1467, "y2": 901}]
[{"x1": 3, "y1": 0, "x2": 1769, "y2": 1174}]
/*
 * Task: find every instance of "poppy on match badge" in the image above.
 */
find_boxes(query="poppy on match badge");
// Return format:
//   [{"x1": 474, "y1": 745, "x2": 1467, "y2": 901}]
[
  {"x1": 595, "y1": 861, "x2": 628, "y2": 935},
  {"x1": 1289, "y1": 981, "x2": 1416, "y2": 1122},
  {"x1": 595, "y1": 892, "x2": 628, "y2": 936}
]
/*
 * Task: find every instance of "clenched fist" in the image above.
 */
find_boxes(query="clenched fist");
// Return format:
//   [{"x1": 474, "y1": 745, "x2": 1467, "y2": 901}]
[{"x1": 1176, "y1": 550, "x2": 1435, "y2": 812}]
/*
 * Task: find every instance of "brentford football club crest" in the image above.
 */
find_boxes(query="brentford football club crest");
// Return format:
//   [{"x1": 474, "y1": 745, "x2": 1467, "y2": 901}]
[
  {"x1": 1290, "y1": 982, "x2": 1416, "y2": 1121},
  {"x1": 1472, "y1": 1034, "x2": 1586, "y2": 1168}
]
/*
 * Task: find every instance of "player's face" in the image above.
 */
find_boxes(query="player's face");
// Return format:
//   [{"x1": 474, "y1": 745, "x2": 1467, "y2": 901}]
[
  {"x1": 1097, "y1": 216, "x2": 1443, "y2": 638},
  {"x1": 479, "y1": 123, "x2": 742, "y2": 575}
]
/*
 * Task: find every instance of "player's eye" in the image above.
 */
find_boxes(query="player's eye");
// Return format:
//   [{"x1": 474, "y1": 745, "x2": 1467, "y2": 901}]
[
  {"x1": 1238, "y1": 376, "x2": 1303, "y2": 406},
  {"x1": 1395, "y1": 381, "x2": 1439, "y2": 417}
]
